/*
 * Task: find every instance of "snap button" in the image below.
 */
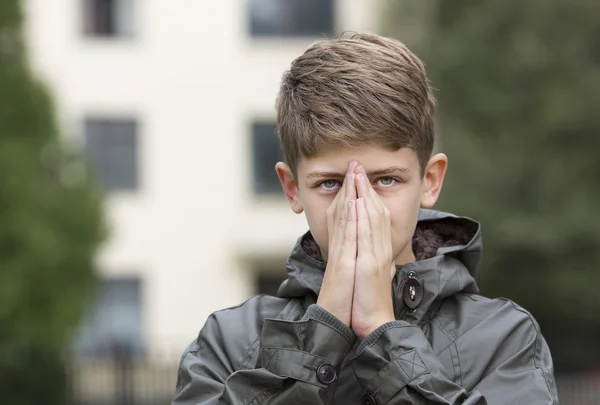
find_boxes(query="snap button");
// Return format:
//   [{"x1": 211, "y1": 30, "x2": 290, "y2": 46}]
[
  {"x1": 316, "y1": 363, "x2": 337, "y2": 385},
  {"x1": 361, "y1": 393, "x2": 377, "y2": 405},
  {"x1": 403, "y1": 277, "x2": 423, "y2": 309}
]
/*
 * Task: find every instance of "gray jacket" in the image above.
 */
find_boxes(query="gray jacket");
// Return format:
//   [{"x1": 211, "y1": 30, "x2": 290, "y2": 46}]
[{"x1": 172, "y1": 210, "x2": 558, "y2": 404}]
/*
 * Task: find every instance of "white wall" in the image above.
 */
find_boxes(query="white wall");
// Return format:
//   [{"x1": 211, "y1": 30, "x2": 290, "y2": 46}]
[{"x1": 24, "y1": 0, "x2": 382, "y2": 357}]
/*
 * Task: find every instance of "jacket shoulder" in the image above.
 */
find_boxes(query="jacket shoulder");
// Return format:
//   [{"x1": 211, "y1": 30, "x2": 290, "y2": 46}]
[
  {"x1": 436, "y1": 294, "x2": 554, "y2": 391},
  {"x1": 185, "y1": 294, "x2": 302, "y2": 370},
  {"x1": 440, "y1": 294, "x2": 546, "y2": 347}
]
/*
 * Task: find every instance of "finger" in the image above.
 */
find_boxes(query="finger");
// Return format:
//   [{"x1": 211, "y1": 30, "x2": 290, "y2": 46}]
[
  {"x1": 341, "y1": 199, "x2": 358, "y2": 263},
  {"x1": 356, "y1": 172, "x2": 369, "y2": 199},
  {"x1": 356, "y1": 197, "x2": 373, "y2": 260},
  {"x1": 357, "y1": 172, "x2": 386, "y2": 215},
  {"x1": 329, "y1": 163, "x2": 359, "y2": 245},
  {"x1": 346, "y1": 173, "x2": 357, "y2": 201},
  {"x1": 327, "y1": 174, "x2": 347, "y2": 242},
  {"x1": 356, "y1": 173, "x2": 387, "y2": 254},
  {"x1": 336, "y1": 173, "x2": 352, "y2": 220},
  {"x1": 340, "y1": 173, "x2": 356, "y2": 241},
  {"x1": 347, "y1": 160, "x2": 359, "y2": 175},
  {"x1": 354, "y1": 163, "x2": 366, "y2": 176},
  {"x1": 355, "y1": 167, "x2": 380, "y2": 209},
  {"x1": 345, "y1": 161, "x2": 358, "y2": 202},
  {"x1": 329, "y1": 172, "x2": 355, "y2": 248}
]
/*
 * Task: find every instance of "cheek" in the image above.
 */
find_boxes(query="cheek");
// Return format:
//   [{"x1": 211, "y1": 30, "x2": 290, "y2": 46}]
[
  {"x1": 381, "y1": 188, "x2": 422, "y2": 246},
  {"x1": 300, "y1": 195, "x2": 333, "y2": 251}
]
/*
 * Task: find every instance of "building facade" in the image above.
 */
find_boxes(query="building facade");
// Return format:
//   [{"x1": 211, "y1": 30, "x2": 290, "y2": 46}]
[{"x1": 24, "y1": 0, "x2": 382, "y2": 359}]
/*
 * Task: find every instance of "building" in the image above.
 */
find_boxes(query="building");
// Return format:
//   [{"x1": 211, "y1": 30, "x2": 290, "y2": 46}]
[{"x1": 24, "y1": 0, "x2": 383, "y2": 359}]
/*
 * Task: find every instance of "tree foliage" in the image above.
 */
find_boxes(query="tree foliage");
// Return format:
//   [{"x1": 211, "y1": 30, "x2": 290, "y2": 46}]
[
  {"x1": 0, "y1": 1, "x2": 105, "y2": 402},
  {"x1": 383, "y1": 0, "x2": 600, "y2": 372}
]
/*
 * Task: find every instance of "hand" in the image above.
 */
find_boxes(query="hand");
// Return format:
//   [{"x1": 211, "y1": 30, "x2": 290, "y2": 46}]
[
  {"x1": 317, "y1": 161, "x2": 359, "y2": 327},
  {"x1": 351, "y1": 166, "x2": 396, "y2": 340}
]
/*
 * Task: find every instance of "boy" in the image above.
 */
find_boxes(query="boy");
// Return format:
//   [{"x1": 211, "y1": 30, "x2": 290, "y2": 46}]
[{"x1": 172, "y1": 33, "x2": 558, "y2": 404}]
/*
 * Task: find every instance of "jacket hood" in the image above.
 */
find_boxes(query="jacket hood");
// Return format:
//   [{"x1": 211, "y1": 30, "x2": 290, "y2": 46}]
[{"x1": 277, "y1": 209, "x2": 482, "y2": 322}]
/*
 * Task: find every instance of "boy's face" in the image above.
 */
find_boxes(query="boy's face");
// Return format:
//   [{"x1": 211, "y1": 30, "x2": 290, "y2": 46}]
[{"x1": 276, "y1": 144, "x2": 448, "y2": 264}]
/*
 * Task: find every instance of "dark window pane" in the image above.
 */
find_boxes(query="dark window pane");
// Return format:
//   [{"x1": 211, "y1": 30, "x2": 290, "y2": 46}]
[
  {"x1": 249, "y1": 0, "x2": 335, "y2": 37},
  {"x1": 84, "y1": 117, "x2": 139, "y2": 191},
  {"x1": 83, "y1": 0, "x2": 134, "y2": 37},
  {"x1": 73, "y1": 277, "x2": 144, "y2": 357},
  {"x1": 83, "y1": 0, "x2": 114, "y2": 36},
  {"x1": 251, "y1": 121, "x2": 284, "y2": 194}
]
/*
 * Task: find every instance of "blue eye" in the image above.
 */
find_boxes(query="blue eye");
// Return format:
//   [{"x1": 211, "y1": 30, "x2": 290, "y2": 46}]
[{"x1": 319, "y1": 180, "x2": 341, "y2": 191}]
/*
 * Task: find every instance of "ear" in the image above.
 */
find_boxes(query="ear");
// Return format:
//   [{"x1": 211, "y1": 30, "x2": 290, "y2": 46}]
[
  {"x1": 420, "y1": 153, "x2": 448, "y2": 208},
  {"x1": 276, "y1": 162, "x2": 304, "y2": 214}
]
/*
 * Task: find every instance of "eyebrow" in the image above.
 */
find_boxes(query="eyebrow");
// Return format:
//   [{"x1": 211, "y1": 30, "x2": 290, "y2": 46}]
[{"x1": 306, "y1": 166, "x2": 410, "y2": 179}]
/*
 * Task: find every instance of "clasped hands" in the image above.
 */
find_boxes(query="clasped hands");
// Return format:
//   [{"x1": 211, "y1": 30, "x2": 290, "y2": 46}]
[{"x1": 317, "y1": 161, "x2": 396, "y2": 340}]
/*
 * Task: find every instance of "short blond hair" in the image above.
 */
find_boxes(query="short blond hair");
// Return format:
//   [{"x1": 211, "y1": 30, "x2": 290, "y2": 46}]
[{"x1": 276, "y1": 32, "x2": 435, "y2": 177}]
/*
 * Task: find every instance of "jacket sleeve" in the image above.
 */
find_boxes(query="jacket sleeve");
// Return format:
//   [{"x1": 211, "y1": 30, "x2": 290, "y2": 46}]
[
  {"x1": 351, "y1": 315, "x2": 558, "y2": 404},
  {"x1": 172, "y1": 305, "x2": 355, "y2": 405}
]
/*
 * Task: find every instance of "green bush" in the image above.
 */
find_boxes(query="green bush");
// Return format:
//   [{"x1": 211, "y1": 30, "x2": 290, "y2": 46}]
[
  {"x1": 383, "y1": 0, "x2": 600, "y2": 372},
  {"x1": 0, "y1": 1, "x2": 106, "y2": 402}
]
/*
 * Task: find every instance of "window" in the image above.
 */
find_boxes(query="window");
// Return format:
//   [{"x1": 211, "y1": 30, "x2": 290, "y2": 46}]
[
  {"x1": 83, "y1": 0, "x2": 134, "y2": 38},
  {"x1": 73, "y1": 277, "x2": 144, "y2": 357},
  {"x1": 84, "y1": 117, "x2": 139, "y2": 191},
  {"x1": 249, "y1": 0, "x2": 335, "y2": 37},
  {"x1": 251, "y1": 121, "x2": 284, "y2": 194}
]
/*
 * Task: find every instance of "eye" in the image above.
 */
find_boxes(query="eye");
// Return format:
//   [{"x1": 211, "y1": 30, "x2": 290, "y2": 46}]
[
  {"x1": 376, "y1": 177, "x2": 398, "y2": 188},
  {"x1": 318, "y1": 180, "x2": 341, "y2": 192}
]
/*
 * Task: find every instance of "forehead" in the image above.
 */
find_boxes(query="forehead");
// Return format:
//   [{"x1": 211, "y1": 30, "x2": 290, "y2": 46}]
[{"x1": 297, "y1": 144, "x2": 419, "y2": 175}]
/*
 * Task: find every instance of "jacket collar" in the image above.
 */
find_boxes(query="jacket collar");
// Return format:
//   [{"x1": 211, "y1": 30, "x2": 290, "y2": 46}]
[{"x1": 278, "y1": 209, "x2": 482, "y2": 323}]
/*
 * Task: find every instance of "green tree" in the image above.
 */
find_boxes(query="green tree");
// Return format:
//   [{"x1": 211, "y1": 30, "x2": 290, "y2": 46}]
[
  {"x1": 383, "y1": 0, "x2": 600, "y2": 373},
  {"x1": 0, "y1": 1, "x2": 105, "y2": 403}
]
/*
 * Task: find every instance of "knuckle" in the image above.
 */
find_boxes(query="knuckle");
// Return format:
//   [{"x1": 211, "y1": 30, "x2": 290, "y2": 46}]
[
  {"x1": 359, "y1": 226, "x2": 372, "y2": 241},
  {"x1": 343, "y1": 229, "x2": 356, "y2": 244},
  {"x1": 371, "y1": 216, "x2": 381, "y2": 229},
  {"x1": 345, "y1": 211, "x2": 355, "y2": 224}
]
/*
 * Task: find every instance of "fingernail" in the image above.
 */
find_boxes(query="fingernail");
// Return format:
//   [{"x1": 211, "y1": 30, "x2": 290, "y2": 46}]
[
  {"x1": 358, "y1": 173, "x2": 365, "y2": 183},
  {"x1": 358, "y1": 198, "x2": 365, "y2": 207}
]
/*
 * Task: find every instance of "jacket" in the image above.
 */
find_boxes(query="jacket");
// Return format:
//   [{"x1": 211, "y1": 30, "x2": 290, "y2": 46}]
[{"x1": 172, "y1": 209, "x2": 559, "y2": 404}]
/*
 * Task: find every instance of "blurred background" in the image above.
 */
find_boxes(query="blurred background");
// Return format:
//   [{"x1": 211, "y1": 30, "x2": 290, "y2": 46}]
[{"x1": 1, "y1": 0, "x2": 598, "y2": 404}]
